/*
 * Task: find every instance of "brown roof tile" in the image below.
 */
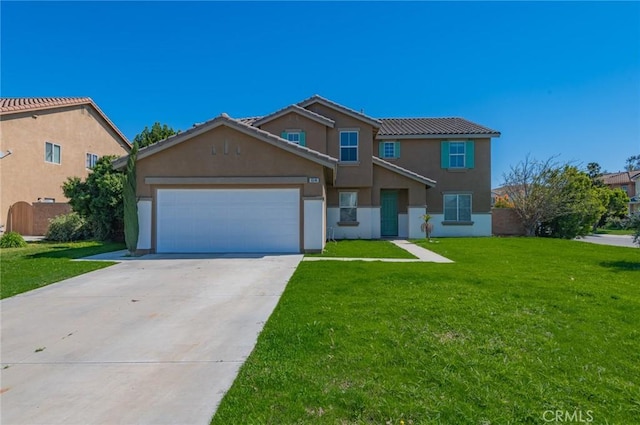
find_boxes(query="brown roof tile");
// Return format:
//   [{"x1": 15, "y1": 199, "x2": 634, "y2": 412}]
[
  {"x1": 379, "y1": 117, "x2": 500, "y2": 137},
  {"x1": 602, "y1": 171, "x2": 640, "y2": 185}
]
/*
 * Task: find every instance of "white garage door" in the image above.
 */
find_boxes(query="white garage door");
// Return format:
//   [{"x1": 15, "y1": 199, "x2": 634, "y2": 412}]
[{"x1": 156, "y1": 189, "x2": 300, "y2": 253}]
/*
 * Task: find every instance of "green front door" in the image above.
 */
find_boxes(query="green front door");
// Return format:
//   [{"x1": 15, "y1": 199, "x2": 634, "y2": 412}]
[{"x1": 381, "y1": 190, "x2": 398, "y2": 237}]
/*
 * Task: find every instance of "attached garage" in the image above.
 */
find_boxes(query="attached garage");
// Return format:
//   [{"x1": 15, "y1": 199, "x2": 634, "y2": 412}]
[{"x1": 156, "y1": 188, "x2": 300, "y2": 253}]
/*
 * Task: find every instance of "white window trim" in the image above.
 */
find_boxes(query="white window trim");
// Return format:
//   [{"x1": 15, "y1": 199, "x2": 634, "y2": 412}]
[
  {"x1": 449, "y1": 141, "x2": 466, "y2": 169},
  {"x1": 339, "y1": 130, "x2": 359, "y2": 163},
  {"x1": 382, "y1": 141, "x2": 397, "y2": 159},
  {"x1": 284, "y1": 129, "x2": 302, "y2": 144},
  {"x1": 443, "y1": 193, "x2": 472, "y2": 222},
  {"x1": 339, "y1": 191, "x2": 358, "y2": 223},
  {"x1": 86, "y1": 153, "x2": 98, "y2": 169},
  {"x1": 45, "y1": 141, "x2": 61, "y2": 165}
]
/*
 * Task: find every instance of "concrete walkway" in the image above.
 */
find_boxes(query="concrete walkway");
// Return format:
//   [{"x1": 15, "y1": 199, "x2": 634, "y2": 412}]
[
  {"x1": 303, "y1": 239, "x2": 453, "y2": 263},
  {"x1": 1, "y1": 254, "x2": 302, "y2": 425},
  {"x1": 576, "y1": 234, "x2": 637, "y2": 248}
]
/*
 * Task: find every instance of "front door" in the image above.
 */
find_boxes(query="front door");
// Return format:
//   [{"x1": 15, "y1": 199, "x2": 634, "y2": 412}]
[{"x1": 380, "y1": 190, "x2": 398, "y2": 237}]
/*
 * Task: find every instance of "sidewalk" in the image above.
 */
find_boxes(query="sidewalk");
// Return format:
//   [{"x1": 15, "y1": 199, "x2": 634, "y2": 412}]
[{"x1": 303, "y1": 239, "x2": 453, "y2": 263}]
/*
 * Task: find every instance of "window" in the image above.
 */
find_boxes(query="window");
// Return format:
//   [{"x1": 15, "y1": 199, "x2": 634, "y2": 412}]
[
  {"x1": 340, "y1": 131, "x2": 358, "y2": 162},
  {"x1": 45, "y1": 142, "x2": 61, "y2": 164},
  {"x1": 281, "y1": 130, "x2": 306, "y2": 146},
  {"x1": 86, "y1": 153, "x2": 98, "y2": 169},
  {"x1": 339, "y1": 192, "x2": 358, "y2": 222},
  {"x1": 621, "y1": 185, "x2": 628, "y2": 193},
  {"x1": 449, "y1": 142, "x2": 466, "y2": 168},
  {"x1": 444, "y1": 194, "x2": 472, "y2": 222},
  {"x1": 380, "y1": 141, "x2": 400, "y2": 159},
  {"x1": 441, "y1": 141, "x2": 475, "y2": 169}
]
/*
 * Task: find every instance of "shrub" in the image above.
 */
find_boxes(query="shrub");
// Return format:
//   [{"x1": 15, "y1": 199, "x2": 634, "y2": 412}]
[
  {"x1": 628, "y1": 213, "x2": 640, "y2": 246},
  {"x1": 493, "y1": 194, "x2": 514, "y2": 208},
  {"x1": 0, "y1": 231, "x2": 27, "y2": 248},
  {"x1": 46, "y1": 213, "x2": 91, "y2": 242},
  {"x1": 604, "y1": 216, "x2": 630, "y2": 230}
]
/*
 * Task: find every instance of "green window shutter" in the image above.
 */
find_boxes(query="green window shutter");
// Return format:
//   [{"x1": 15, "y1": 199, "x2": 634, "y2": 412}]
[
  {"x1": 281, "y1": 131, "x2": 287, "y2": 139},
  {"x1": 299, "y1": 132, "x2": 306, "y2": 147},
  {"x1": 379, "y1": 142, "x2": 385, "y2": 157},
  {"x1": 394, "y1": 141, "x2": 401, "y2": 158},
  {"x1": 441, "y1": 141, "x2": 450, "y2": 168},
  {"x1": 465, "y1": 141, "x2": 475, "y2": 169}
]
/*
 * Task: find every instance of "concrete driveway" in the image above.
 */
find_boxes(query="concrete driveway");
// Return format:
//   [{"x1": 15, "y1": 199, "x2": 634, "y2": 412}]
[
  {"x1": 1, "y1": 253, "x2": 302, "y2": 425},
  {"x1": 576, "y1": 234, "x2": 638, "y2": 248}
]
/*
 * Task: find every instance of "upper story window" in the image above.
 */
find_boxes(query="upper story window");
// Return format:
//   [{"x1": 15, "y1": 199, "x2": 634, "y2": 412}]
[
  {"x1": 281, "y1": 130, "x2": 306, "y2": 146},
  {"x1": 379, "y1": 141, "x2": 400, "y2": 159},
  {"x1": 621, "y1": 185, "x2": 628, "y2": 193},
  {"x1": 45, "y1": 142, "x2": 61, "y2": 164},
  {"x1": 441, "y1": 141, "x2": 475, "y2": 169},
  {"x1": 340, "y1": 130, "x2": 358, "y2": 162},
  {"x1": 444, "y1": 194, "x2": 472, "y2": 222},
  {"x1": 86, "y1": 153, "x2": 98, "y2": 169},
  {"x1": 339, "y1": 191, "x2": 358, "y2": 222}
]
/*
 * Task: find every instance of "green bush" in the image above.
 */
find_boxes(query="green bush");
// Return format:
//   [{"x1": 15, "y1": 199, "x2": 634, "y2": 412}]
[
  {"x1": 629, "y1": 213, "x2": 640, "y2": 246},
  {"x1": 46, "y1": 213, "x2": 92, "y2": 242},
  {"x1": 0, "y1": 231, "x2": 27, "y2": 248}
]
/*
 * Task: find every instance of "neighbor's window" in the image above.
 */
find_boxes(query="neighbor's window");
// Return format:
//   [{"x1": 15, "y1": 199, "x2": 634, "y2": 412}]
[
  {"x1": 340, "y1": 131, "x2": 358, "y2": 162},
  {"x1": 449, "y1": 142, "x2": 466, "y2": 168},
  {"x1": 339, "y1": 192, "x2": 358, "y2": 222},
  {"x1": 86, "y1": 153, "x2": 98, "y2": 169},
  {"x1": 444, "y1": 194, "x2": 472, "y2": 222},
  {"x1": 45, "y1": 142, "x2": 61, "y2": 164}
]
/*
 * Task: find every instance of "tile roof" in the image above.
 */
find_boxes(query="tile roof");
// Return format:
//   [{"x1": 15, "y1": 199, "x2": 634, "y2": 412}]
[
  {"x1": 297, "y1": 95, "x2": 382, "y2": 128},
  {"x1": 253, "y1": 104, "x2": 335, "y2": 128},
  {"x1": 602, "y1": 171, "x2": 640, "y2": 185},
  {"x1": 372, "y1": 156, "x2": 436, "y2": 187},
  {"x1": 236, "y1": 116, "x2": 261, "y2": 125},
  {"x1": 0, "y1": 97, "x2": 130, "y2": 148},
  {"x1": 378, "y1": 117, "x2": 500, "y2": 137}
]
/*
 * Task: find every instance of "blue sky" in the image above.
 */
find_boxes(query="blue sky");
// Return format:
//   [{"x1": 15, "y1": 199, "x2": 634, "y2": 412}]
[{"x1": 2, "y1": 1, "x2": 639, "y2": 187}]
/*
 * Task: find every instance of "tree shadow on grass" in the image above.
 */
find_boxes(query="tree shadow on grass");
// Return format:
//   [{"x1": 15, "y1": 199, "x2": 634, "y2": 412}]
[
  {"x1": 29, "y1": 243, "x2": 125, "y2": 260},
  {"x1": 600, "y1": 261, "x2": 640, "y2": 272}
]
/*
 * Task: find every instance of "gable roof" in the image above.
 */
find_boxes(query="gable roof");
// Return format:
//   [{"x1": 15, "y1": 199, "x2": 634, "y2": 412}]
[
  {"x1": 601, "y1": 171, "x2": 640, "y2": 185},
  {"x1": 297, "y1": 95, "x2": 382, "y2": 128},
  {"x1": 372, "y1": 156, "x2": 436, "y2": 187},
  {"x1": 112, "y1": 113, "x2": 338, "y2": 175},
  {"x1": 0, "y1": 97, "x2": 130, "y2": 150},
  {"x1": 378, "y1": 117, "x2": 501, "y2": 139},
  {"x1": 252, "y1": 104, "x2": 335, "y2": 128}
]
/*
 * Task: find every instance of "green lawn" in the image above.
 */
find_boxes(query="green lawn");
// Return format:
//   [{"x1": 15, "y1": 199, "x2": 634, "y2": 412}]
[
  {"x1": 1, "y1": 241, "x2": 124, "y2": 299},
  {"x1": 212, "y1": 238, "x2": 639, "y2": 424},
  {"x1": 307, "y1": 240, "x2": 417, "y2": 259}
]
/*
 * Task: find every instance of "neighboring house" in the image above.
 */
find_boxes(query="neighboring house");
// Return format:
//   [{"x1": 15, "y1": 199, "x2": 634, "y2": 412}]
[
  {"x1": 0, "y1": 97, "x2": 130, "y2": 235},
  {"x1": 113, "y1": 95, "x2": 500, "y2": 254},
  {"x1": 601, "y1": 171, "x2": 640, "y2": 214}
]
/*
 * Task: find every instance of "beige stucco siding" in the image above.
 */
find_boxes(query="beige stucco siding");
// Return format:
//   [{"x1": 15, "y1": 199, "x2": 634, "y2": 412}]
[
  {"x1": 379, "y1": 138, "x2": 492, "y2": 213},
  {"x1": 304, "y1": 103, "x2": 374, "y2": 188},
  {"x1": 372, "y1": 165, "x2": 427, "y2": 206},
  {"x1": 258, "y1": 112, "x2": 328, "y2": 155},
  {"x1": 0, "y1": 105, "x2": 129, "y2": 228}
]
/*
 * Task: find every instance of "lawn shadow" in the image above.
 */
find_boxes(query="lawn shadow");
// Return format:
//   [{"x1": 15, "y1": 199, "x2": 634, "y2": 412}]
[
  {"x1": 29, "y1": 243, "x2": 125, "y2": 260},
  {"x1": 600, "y1": 261, "x2": 640, "y2": 272}
]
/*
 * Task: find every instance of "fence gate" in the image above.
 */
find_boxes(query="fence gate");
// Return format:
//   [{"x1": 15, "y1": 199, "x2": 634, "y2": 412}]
[{"x1": 7, "y1": 201, "x2": 34, "y2": 235}]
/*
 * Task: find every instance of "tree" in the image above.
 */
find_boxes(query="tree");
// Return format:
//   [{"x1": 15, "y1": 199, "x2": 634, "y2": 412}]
[
  {"x1": 62, "y1": 156, "x2": 124, "y2": 240},
  {"x1": 133, "y1": 122, "x2": 178, "y2": 148},
  {"x1": 502, "y1": 156, "x2": 608, "y2": 238},
  {"x1": 586, "y1": 162, "x2": 605, "y2": 187},
  {"x1": 629, "y1": 213, "x2": 640, "y2": 246},
  {"x1": 123, "y1": 142, "x2": 139, "y2": 254},
  {"x1": 625, "y1": 154, "x2": 640, "y2": 171}
]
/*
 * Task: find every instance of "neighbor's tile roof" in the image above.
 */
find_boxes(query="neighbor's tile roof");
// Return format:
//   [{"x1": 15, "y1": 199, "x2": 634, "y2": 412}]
[
  {"x1": 378, "y1": 117, "x2": 500, "y2": 137},
  {"x1": 602, "y1": 171, "x2": 640, "y2": 185},
  {"x1": 0, "y1": 97, "x2": 130, "y2": 148}
]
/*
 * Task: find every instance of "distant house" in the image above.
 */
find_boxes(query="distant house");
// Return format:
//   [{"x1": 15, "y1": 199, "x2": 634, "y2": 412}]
[
  {"x1": 113, "y1": 95, "x2": 500, "y2": 254},
  {"x1": 0, "y1": 97, "x2": 130, "y2": 235},
  {"x1": 601, "y1": 171, "x2": 640, "y2": 214}
]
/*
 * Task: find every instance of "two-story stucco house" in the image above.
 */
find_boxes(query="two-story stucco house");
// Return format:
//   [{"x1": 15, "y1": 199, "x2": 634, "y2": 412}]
[
  {"x1": 0, "y1": 98, "x2": 130, "y2": 235},
  {"x1": 602, "y1": 170, "x2": 640, "y2": 214},
  {"x1": 113, "y1": 95, "x2": 500, "y2": 254}
]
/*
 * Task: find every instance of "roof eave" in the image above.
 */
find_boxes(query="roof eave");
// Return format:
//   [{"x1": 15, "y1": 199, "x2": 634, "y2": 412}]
[
  {"x1": 298, "y1": 95, "x2": 381, "y2": 128},
  {"x1": 372, "y1": 156, "x2": 436, "y2": 187},
  {"x1": 252, "y1": 104, "x2": 335, "y2": 128}
]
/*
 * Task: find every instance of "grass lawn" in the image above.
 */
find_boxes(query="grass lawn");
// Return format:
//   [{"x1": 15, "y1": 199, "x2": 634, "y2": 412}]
[
  {"x1": 1, "y1": 241, "x2": 124, "y2": 299},
  {"x1": 594, "y1": 228, "x2": 635, "y2": 236},
  {"x1": 212, "y1": 238, "x2": 639, "y2": 424},
  {"x1": 307, "y1": 240, "x2": 417, "y2": 259}
]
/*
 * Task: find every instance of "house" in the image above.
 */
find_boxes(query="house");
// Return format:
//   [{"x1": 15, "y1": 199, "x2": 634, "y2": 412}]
[
  {"x1": 112, "y1": 95, "x2": 500, "y2": 253},
  {"x1": 0, "y1": 97, "x2": 130, "y2": 235},
  {"x1": 601, "y1": 170, "x2": 640, "y2": 214}
]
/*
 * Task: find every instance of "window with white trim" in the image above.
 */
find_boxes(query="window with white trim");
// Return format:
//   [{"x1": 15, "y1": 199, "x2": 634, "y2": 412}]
[
  {"x1": 449, "y1": 142, "x2": 466, "y2": 168},
  {"x1": 45, "y1": 142, "x2": 61, "y2": 164},
  {"x1": 340, "y1": 131, "x2": 358, "y2": 162},
  {"x1": 86, "y1": 153, "x2": 98, "y2": 169},
  {"x1": 444, "y1": 194, "x2": 472, "y2": 222},
  {"x1": 339, "y1": 192, "x2": 358, "y2": 222},
  {"x1": 286, "y1": 132, "x2": 301, "y2": 144}
]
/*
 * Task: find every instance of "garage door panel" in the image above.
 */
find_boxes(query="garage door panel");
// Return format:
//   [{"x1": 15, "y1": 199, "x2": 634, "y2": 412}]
[{"x1": 156, "y1": 189, "x2": 300, "y2": 253}]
